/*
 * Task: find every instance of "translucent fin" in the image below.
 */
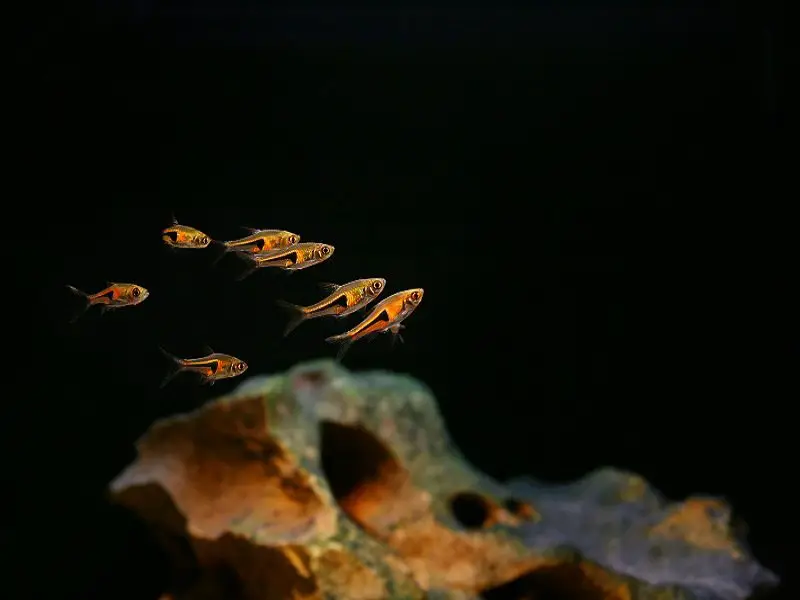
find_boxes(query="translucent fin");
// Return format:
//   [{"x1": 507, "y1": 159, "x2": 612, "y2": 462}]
[
  {"x1": 318, "y1": 282, "x2": 340, "y2": 293},
  {"x1": 389, "y1": 323, "x2": 406, "y2": 347},
  {"x1": 65, "y1": 285, "x2": 91, "y2": 323},
  {"x1": 325, "y1": 334, "x2": 354, "y2": 362},
  {"x1": 158, "y1": 347, "x2": 184, "y2": 388},
  {"x1": 275, "y1": 300, "x2": 307, "y2": 337}
]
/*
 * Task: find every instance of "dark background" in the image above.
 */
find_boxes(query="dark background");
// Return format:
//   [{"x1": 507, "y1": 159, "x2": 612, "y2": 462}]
[{"x1": 13, "y1": 2, "x2": 789, "y2": 599}]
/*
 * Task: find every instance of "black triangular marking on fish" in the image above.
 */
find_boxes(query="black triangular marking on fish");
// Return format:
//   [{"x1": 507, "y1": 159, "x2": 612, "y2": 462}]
[
  {"x1": 284, "y1": 250, "x2": 299, "y2": 265},
  {"x1": 332, "y1": 294, "x2": 349, "y2": 309},
  {"x1": 361, "y1": 309, "x2": 391, "y2": 332},
  {"x1": 98, "y1": 290, "x2": 115, "y2": 301},
  {"x1": 189, "y1": 359, "x2": 220, "y2": 374},
  {"x1": 253, "y1": 238, "x2": 265, "y2": 251},
  {"x1": 164, "y1": 230, "x2": 179, "y2": 242}
]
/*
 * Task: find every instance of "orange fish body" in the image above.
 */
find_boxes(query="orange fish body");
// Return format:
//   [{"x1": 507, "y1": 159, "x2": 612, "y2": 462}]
[
  {"x1": 222, "y1": 229, "x2": 300, "y2": 254},
  {"x1": 161, "y1": 216, "x2": 212, "y2": 249},
  {"x1": 159, "y1": 348, "x2": 248, "y2": 387},
  {"x1": 66, "y1": 282, "x2": 149, "y2": 321},
  {"x1": 325, "y1": 288, "x2": 424, "y2": 359},
  {"x1": 236, "y1": 242, "x2": 334, "y2": 280},
  {"x1": 276, "y1": 278, "x2": 386, "y2": 336}
]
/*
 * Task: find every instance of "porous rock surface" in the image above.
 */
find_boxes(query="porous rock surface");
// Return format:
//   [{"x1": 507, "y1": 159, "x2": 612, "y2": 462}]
[{"x1": 110, "y1": 360, "x2": 778, "y2": 600}]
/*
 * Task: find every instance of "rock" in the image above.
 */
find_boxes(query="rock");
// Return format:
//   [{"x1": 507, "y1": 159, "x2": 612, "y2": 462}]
[{"x1": 110, "y1": 360, "x2": 778, "y2": 600}]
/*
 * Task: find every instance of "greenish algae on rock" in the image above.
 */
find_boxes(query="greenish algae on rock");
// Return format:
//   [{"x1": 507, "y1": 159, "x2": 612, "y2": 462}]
[{"x1": 110, "y1": 360, "x2": 778, "y2": 600}]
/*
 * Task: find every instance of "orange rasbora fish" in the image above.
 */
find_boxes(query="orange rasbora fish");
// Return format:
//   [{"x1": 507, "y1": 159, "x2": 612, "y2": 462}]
[
  {"x1": 325, "y1": 288, "x2": 424, "y2": 360},
  {"x1": 211, "y1": 228, "x2": 301, "y2": 266},
  {"x1": 276, "y1": 277, "x2": 387, "y2": 336},
  {"x1": 159, "y1": 347, "x2": 248, "y2": 387},
  {"x1": 66, "y1": 282, "x2": 149, "y2": 322},
  {"x1": 221, "y1": 228, "x2": 301, "y2": 254},
  {"x1": 161, "y1": 215, "x2": 212, "y2": 249},
  {"x1": 235, "y1": 242, "x2": 335, "y2": 280}
]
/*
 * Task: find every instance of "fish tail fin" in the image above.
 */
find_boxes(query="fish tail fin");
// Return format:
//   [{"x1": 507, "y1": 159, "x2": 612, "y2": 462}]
[
  {"x1": 325, "y1": 334, "x2": 354, "y2": 362},
  {"x1": 233, "y1": 253, "x2": 258, "y2": 281},
  {"x1": 275, "y1": 300, "x2": 307, "y2": 337},
  {"x1": 66, "y1": 285, "x2": 91, "y2": 323},
  {"x1": 208, "y1": 240, "x2": 230, "y2": 266},
  {"x1": 158, "y1": 347, "x2": 184, "y2": 388}
]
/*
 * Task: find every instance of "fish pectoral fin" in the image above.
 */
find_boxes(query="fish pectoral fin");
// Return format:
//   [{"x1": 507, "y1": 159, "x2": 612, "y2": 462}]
[
  {"x1": 318, "y1": 282, "x2": 340, "y2": 293},
  {"x1": 389, "y1": 325, "x2": 405, "y2": 347}
]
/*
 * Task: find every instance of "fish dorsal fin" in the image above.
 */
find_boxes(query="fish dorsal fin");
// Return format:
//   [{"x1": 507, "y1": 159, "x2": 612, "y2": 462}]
[
  {"x1": 169, "y1": 212, "x2": 178, "y2": 225},
  {"x1": 106, "y1": 281, "x2": 117, "y2": 288},
  {"x1": 241, "y1": 226, "x2": 262, "y2": 234},
  {"x1": 318, "y1": 282, "x2": 340, "y2": 293},
  {"x1": 201, "y1": 344, "x2": 215, "y2": 356}
]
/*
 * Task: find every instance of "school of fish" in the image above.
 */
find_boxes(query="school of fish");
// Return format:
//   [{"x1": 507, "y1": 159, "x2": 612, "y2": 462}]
[{"x1": 66, "y1": 216, "x2": 424, "y2": 387}]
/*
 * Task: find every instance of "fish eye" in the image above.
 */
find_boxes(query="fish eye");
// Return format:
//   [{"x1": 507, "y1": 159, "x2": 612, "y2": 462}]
[
  {"x1": 132, "y1": 287, "x2": 140, "y2": 298},
  {"x1": 237, "y1": 362, "x2": 246, "y2": 371},
  {"x1": 410, "y1": 291, "x2": 420, "y2": 302},
  {"x1": 201, "y1": 236, "x2": 209, "y2": 244},
  {"x1": 288, "y1": 235, "x2": 298, "y2": 243},
  {"x1": 322, "y1": 246, "x2": 330, "y2": 255},
  {"x1": 373, "y1": 281, "x2": 382, "y2": 290}
]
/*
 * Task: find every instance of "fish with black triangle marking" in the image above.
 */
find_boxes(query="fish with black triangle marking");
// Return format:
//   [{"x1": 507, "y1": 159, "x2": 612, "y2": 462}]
[
  {"x1": 65, "y1": 282, "x2": 150, "y2": 322},
  {"x1": 158, "y1": 346, "x2": 248, "y2": 388},
  {"x1": 161, "y1": 213, "x2": 213, "y2": 249},
  {"x1": 325, "y1": 287, "x2": 424, "y2": 360},
  {"x1": 210, "y1": 226, "x2": 301, "y2": 266},
  {"x1": 276, "y1": 277, "x2": 387, "y2": 336},
  {"x1": 234, "y1": 242, "x2": 335, "y2": 280}
]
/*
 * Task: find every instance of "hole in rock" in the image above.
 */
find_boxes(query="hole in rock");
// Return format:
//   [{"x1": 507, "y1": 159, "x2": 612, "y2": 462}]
[
  {"x1": 503, "y1": 497, "x2": 536, "y2": 520},
  {"x1": 450, "y1": 491, "x2": 495, "y2": 529},
  {"x1": 481, "y1": 564, "x2": 612, "y2": 600},
  {"x1": 319, "y1": 420, "x2": 403, "y2": 526}
]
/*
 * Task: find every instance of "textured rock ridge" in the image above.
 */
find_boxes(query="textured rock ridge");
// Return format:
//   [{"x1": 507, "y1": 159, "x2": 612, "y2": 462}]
[{"x1": 110, "y1": 360, "x2": 778, "y2": 600}]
